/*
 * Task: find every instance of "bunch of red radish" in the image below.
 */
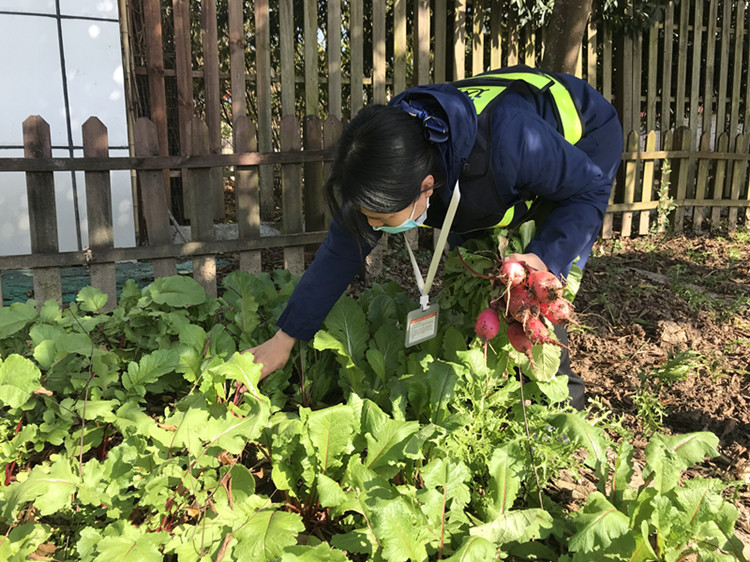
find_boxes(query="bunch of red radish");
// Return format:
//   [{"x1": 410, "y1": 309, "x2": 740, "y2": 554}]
[{"x1": 474, "y1": 260, "x2": 574, "y2": 369}]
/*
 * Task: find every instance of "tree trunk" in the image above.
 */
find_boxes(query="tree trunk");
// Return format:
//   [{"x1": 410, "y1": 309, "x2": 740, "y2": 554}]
[{"x1": 541, "y1": 0, "x2": 594, "y2": 74}]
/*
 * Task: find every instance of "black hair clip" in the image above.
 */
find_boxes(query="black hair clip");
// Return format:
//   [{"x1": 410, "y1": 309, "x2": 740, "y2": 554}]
[{"x1": 399, "y1": 100, "x2": 449, "y2": 143}]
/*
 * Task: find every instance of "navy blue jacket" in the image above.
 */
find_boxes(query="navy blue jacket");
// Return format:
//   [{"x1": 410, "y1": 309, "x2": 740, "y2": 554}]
[{"x1": 278, "y1": 67, "x2": 623, "y2": 341}]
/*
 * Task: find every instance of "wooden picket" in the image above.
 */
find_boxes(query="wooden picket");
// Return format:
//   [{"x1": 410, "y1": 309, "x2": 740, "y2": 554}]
[
  {"x1": 82, "y1": 118, "x2": 117, "y2": 311},
  {"x1": 3, "y1": 1, "x2": 750, "y2": 305},
  {"x1": 23, "y1": 116, "x2": 61, "y2": 307}
]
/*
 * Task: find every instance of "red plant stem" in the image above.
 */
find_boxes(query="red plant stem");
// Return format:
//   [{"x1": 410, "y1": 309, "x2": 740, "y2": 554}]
[
  {"x1": 4, "y1": 414, "x2": 26, "y2": 486},
  {"x1": 457, "y1": 249, "x2": 493, "y2": 280}
]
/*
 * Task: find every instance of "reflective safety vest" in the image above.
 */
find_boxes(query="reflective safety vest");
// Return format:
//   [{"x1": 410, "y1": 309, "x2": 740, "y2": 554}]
[{"x1": 446, "y1": 67, "x2": 585, "y2": 232}]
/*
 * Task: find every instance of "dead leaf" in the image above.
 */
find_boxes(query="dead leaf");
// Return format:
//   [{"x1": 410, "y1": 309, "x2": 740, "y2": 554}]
[
  {"x1": 157, "y1": 423, "x2": 178, "y2": 431},
  {"x1": 218, "y1": 451, "x2": 237, "y2": 466}
]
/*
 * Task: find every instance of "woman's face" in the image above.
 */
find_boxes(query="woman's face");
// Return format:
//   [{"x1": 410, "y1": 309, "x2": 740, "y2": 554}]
[{"x1": 359, "y1": 175, "x2": 434, "y2": 228}]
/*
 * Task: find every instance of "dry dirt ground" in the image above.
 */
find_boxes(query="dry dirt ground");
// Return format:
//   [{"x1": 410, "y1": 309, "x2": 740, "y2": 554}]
[
  {"x1": 347, "y1": 228, "x2": 750, "y2": 553},
  {"x1": 570, "y1": 232, "x2": 750, "y2": 552}
]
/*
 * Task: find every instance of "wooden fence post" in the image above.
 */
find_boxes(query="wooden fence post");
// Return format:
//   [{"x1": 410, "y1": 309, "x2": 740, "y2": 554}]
[
  {"x1": 638, "y1": 131, "x2": 656, "y2": 235},
  {"x1": 728, "y1": 132, "x2": 749, "y2": 232},
  {"x1": 672, "y1": 127, "x2": 691, "y2": 233},
  {"x1": 188, "y1": 117, "x2": 218, "y2": 297},
  {"x1": 710, "y1": 133, "x2": 729, "y2": 232},
  {"x1": 23, "y1": 116, "x2": 62, "y2": 307},
  {"x1": 234, "y1": 115, "x2": 262, "y2": 274},
  {"x1": 133, "y1": 118, "x2": 177, "y2": 279},
  {"x1": 281, "y1": 115, "x2": 305, "y2": 274},
  {"x1": 620, "y1": 130, "x2": 639, "y2": 238},
  {"x1": 82, "y1": 117, "x2": 117, "y2": 311},
  {"x1": 303, "y1": 116, "x2": 327, "y2": 232},
  {"x1": 142, "y1": 0, "x2": 170, "y2": 201},
  {"x1": 658, "y1": 131, "x2": 673, "y2": 234},
  {"x1": 692, "y1": 131, "x2": 712, "y2": 234}
]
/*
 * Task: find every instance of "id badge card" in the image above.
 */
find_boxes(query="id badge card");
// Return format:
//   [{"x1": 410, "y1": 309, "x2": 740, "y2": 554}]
[{"x1": 405, "y1": 303, "x2": 439, "y2": 347}]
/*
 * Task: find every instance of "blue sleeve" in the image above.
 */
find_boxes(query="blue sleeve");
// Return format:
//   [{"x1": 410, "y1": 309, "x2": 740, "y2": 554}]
[
  {"x1": 493, "y1": 111, "x2": 614, "y2": 278},
  {"x1": 276, "y1": 219, "x2": 376, "y2": 341}
]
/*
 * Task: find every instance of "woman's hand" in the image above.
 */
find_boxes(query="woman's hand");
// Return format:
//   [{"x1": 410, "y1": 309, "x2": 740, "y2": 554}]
[
  {"x1": 504, "y1": 252, "x2": 548, "y2": 272},
  {"x1": 243, "y1": 329, "x2": 297, "y2": 381}
]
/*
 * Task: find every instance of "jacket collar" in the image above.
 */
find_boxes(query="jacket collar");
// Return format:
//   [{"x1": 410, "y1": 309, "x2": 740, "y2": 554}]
[{"x1": 389, "y1": 83, "x2": 477, "y2": 190}]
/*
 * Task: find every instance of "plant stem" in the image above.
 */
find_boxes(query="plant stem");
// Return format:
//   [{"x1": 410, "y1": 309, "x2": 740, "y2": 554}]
[
  {"x1": 457, "y1": 248, "x2": 493, "y2": 280},
  {"x1": 519, "y1": 378, "x2": 544, "y2": 508}
]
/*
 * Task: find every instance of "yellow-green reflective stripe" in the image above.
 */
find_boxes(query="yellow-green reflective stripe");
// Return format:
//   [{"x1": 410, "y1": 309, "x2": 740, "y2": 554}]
[
  {"x1": 459, "y1": 72, "x2": 583, "y2": 145},
  {"x1": 457, "y1": 84, "x2": 508, "y2": 114},
  {"x1": 494, "y1": 200, "x2": 534, "y2": 228}
]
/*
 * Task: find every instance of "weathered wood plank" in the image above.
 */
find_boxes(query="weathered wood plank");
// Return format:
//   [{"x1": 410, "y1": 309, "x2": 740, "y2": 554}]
[
  {"x1": 350, "y1": 0, "x2": 364, "y2": 113},
  {"x1": 187, "y1": 118, "x2": 217, "y2": 297},
  {"x1": 142, "y1": 0, "x2": 169, "y2": 171},
  {"x1": 601, "y1": 21, "x2": 613, "y2": 102},
  {"x1": 393, "y1": 0, "x2": 407, "y2": 92},
  {"x1": 586, "y1": 18, "x2": 597, "y2": 88},
  {"x1": 0, "y1": 232, "x2": 329, "y2": 271},
  {"x1": 453, "y1": 0, "x2": 466, "y2": 80},
  {"x1": 372, "y1": 0, "x2": 386, "y2": 103},
  {"x1": 472, "y1": 0, "x2": 485, "y2": 75},
  {"x1": 255, "y1": 0, "x2": 274, "y2": 220},
  {"x1": 702, "y1": 0, "x2": 718, "y2": 136},
  {"x1": 234, "y1": 116, "x2": 261, "y2": 274},
  {"x1": 638, "y1": 131, "x2": 656, "y2": 235},
  {"x1": 281, "y1": 116, "x2": 304, "y2": 274},
  {"x1": 327, "y1": 0, "x2": 343, "y2": 117},
  {"x1": 433, "y1": 0, "x2": 447, "y2": 83},
  {"x1": 280, "y1": 0, "x2": 295, "y2": 116},
  {"x1": 621, "y1": 131, "x2": 639, "y2": 237},
  {"x1": 710, "y1": 133, "x2": 729, "y2": 231},
  {"x1": 172, "y1": 0, "x2": 193, "y2": 156},
  {"x1": 82, "y1": 118, "x2": 116, "y2": 311},
  {"x1": 489, "y1": 0, "x2": 502, "y2": 69},
  {"x1": 23, "y1": 116, "x2": 61, "y2": 306},
  {"x1": 674, "y1": 0, "x2": 689, "y2": 128},
  {"x1": 672, "y1": 127, "x2": 691, "y2": 232},
  {"x1": 304, "y1": 0, "x2": 320, "y2": 114},
  {"x1": 228, "y1": 0, "x2": 247, "y2": 124},
  {"x1": 414, "y1": 0, "x2": 430, "y2": 83},
  {"x1": 729, "y1": 1, "x2": 746, "y2": 138},
  {"x1": 716, "y1": 0, "x2": 731, "y2": 135},
  {"x1": 646, "y1": 24, "x2": 658, "y2": 132},
  {"x1": 201, "y1": 0, "x2": 224, "y2": 221},
  {"x1": 688, "y1": 0, "x2": 703, "y2": 135},
  {"x1": 728, "y1": 133, "x2": 749, "y2": 231},
  {"x1": 304, "y1": 116, "x2": 326, "y2": 231},
  {"x1": 134, "y1": 118, "x2": 177, "y2": 279},
  {"x1": 692, "y1": 131, "x2": 712, "y2": 233},
  {"x1": 660, "y1": 3, "x2": 674, "y2": 133}
]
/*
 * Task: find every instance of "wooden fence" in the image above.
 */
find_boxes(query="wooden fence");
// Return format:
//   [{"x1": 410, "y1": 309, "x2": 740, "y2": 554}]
[
  {"x1": 0, "y1": 114, "x2": 340, "y2": 308},
  {"x1": 1, "y1": 113, "x2": 748, "y2": 308},
  {"x1": 1, "y1": 0, "x2": 750, "y2": 307}
]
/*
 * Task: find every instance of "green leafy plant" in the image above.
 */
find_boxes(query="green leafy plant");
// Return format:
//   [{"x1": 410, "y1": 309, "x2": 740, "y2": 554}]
[
  {"x1": 633, "y1": 348, "x2": 701, "y2": 434},
  {"x1": 0, "y1": 273, "x2": 745, "y2": 561}
]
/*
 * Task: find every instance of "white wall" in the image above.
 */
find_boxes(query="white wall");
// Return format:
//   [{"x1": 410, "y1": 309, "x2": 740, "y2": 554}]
[{"x1": 0, "y1": 1, "x2": 135, "y2": 255}]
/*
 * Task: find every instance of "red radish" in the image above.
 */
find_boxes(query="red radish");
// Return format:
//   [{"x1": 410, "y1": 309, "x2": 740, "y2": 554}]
[
  {"x1": 507, "y1": 322, "x2": 535, "y2": 367},
  {"x1": 505, "y1": 284, "x2": 541, "y2": 325},
  {"x1": 497, "y1": 260, "x2": 527, "y2": 291},
  {"x1": 527, "y1": 270, "x2": 564, "y2": 303},
  {"x1": 540, "y1": 297, "x2": 574, "y2": 325},
  {"x1": 475, "y1": 308, "x2": 501, "y2": 342},
  {"x1": 523, "y1": 315, "x2": 549, "y2": 344}
]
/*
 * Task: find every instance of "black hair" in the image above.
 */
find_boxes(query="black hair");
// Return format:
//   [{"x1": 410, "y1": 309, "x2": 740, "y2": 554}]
[{"x1": 325, "y1": 104, "x2": 438, "y2": 246}]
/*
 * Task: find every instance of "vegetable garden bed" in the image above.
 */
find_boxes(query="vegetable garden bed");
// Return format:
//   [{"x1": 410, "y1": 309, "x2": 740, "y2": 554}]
[{"x1": 0, "y1": 228, "x2": 748, "y2": 560}]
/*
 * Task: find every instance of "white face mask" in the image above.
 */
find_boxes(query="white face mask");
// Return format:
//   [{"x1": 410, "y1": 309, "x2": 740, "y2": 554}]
[{"x1": 372, "y1": 198, "x2": 430, "y2": 234}]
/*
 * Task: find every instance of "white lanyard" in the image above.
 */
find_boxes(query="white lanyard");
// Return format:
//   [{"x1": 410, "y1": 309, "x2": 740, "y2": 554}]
[{"x1": 403, "y1": 181, "x2": 462, "y2": 310}]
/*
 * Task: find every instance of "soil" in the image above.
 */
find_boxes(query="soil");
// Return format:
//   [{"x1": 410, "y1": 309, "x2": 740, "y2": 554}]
[{"x1": 343, "y1": 228, "x2": 750, "y2": 553}]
